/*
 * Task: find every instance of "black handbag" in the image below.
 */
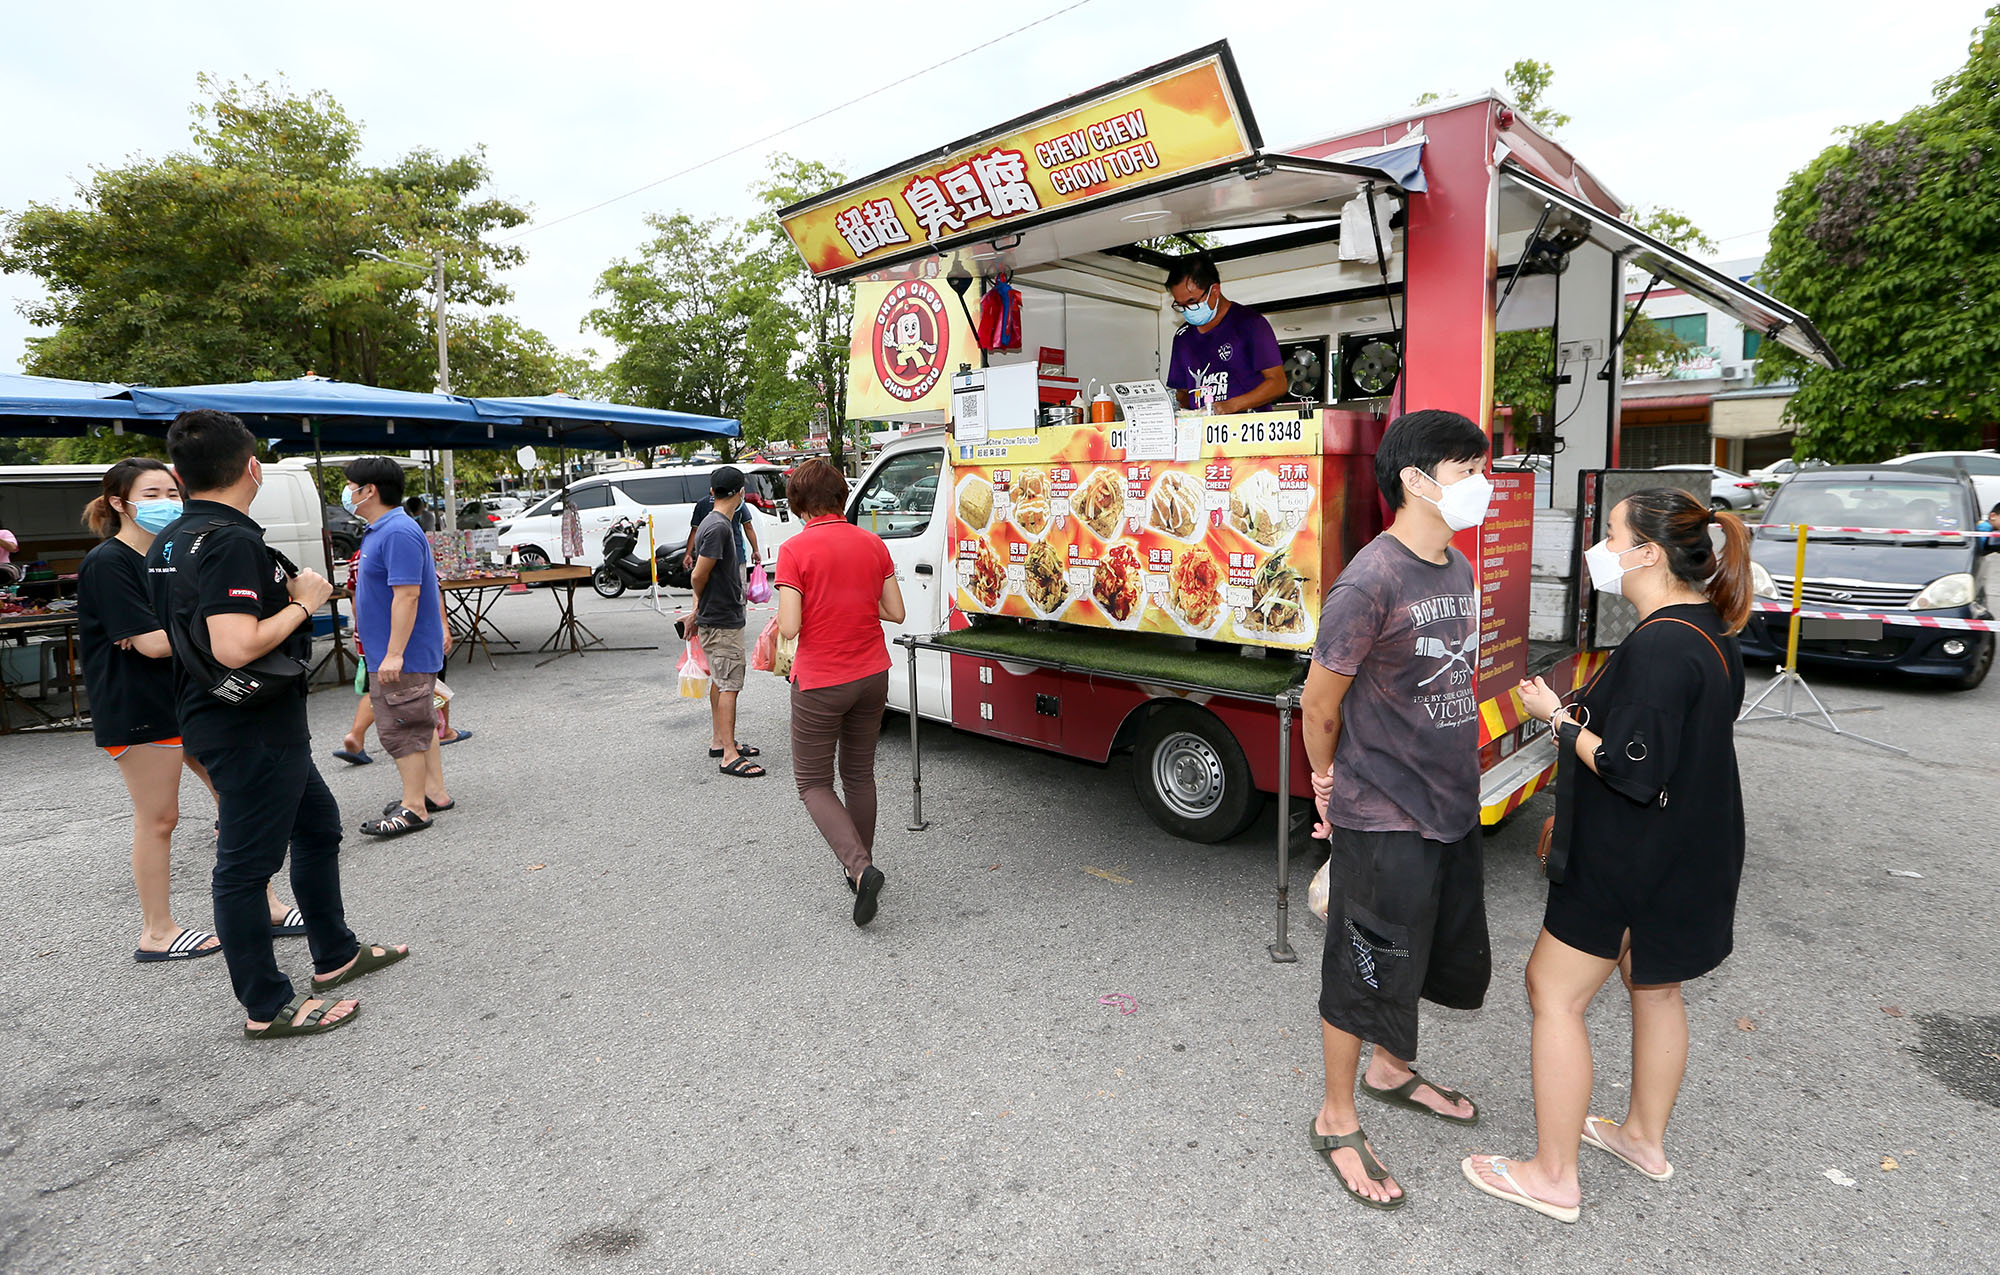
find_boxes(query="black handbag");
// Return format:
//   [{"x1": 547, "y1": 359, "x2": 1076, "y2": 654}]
[{"x1": 166, "y1": 516, "x2": 311, "y2": 704}]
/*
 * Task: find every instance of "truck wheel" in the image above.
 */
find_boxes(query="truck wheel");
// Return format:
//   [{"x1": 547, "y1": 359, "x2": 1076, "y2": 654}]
[
  {"x1": 1131, "y1": 703, "x2": 1264, "y2": 844},
  {"x1": 590, "y1": 567, "x2": 626, "y2": 599}
]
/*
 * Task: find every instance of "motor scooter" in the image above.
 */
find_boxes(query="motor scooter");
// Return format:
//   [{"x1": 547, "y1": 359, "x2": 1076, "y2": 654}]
[{"x1": 592, "y1": 516, "x2": 688, "y2": 598}]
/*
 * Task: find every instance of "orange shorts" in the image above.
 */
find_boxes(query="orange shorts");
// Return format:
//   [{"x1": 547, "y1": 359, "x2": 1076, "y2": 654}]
[{"x1": 104, "y1": 737, "x2": 183, "y2": 759}]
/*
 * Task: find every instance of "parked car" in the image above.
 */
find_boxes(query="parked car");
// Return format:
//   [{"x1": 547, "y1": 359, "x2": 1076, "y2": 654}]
[
  {"x1": 1492, "y1": 452, "x2": 1552, "y2": 505},
  {"x1": 1880, "y1": 450, "x2": 2000, "y2": 517},
  {"x1": 323, "y1": 504, "x2": 366, "y2": 561},
  {"x1": 1746, "y1": 456, "x2": 1828, "y2": 492},
  {"x1": 1741, "y1": 466, "x2": 1995, "y2": 689},
  {"x1": 494, "y1": 463, "x2": 795, "y2": 570},
  {"x1": 1652, "y1": 463, "x2": 1761, "y2": 510}
]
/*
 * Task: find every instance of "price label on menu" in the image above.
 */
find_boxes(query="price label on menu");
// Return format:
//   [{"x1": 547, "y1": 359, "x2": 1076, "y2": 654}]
[
  {"x1": 1067, "y1": 567, "x2": 1093, "y2": 590},
  {"x1": 1050, "y1": 496, "x2": 1071, "y2": 519},
  {"x1": 1144, "y1": 571, "x2": 1170, "y2": 597},
  {"x1": 1279, "y1": 488, "x2": 1312, "y2": 513},
  {"x1": 992, "y1": 494, "x2": 1013, "y2": 521},
  {"x1": 1226, "y1": 586, "x2": 1253, "y2": 608},
  {"x1": 1006, "y1": 566, "x2": 1025, "y2": 586}
]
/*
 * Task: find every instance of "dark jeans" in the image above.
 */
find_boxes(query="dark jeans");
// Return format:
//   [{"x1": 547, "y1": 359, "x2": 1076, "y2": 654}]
[
  {"x1": 196, "y1": 742, "x2": 359, "y2": 1022},
  {"x1": 788, "y1": 672, "x2": 890, "y2": 877}
]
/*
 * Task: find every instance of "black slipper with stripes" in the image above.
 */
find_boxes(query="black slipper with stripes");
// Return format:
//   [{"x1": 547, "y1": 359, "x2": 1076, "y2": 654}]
[{"x1": 135, "y1": 929, "x2": 221, "y2": 963}]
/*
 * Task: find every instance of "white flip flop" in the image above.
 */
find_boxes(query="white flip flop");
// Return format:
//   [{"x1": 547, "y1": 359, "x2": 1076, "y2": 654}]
[
  {"x1": 1460, "y1": 1156, "x2": 1580, "y2": 1224},
  {"x1": 1581, "y1": 1116, "x2": 1674, "y2": 1181}
]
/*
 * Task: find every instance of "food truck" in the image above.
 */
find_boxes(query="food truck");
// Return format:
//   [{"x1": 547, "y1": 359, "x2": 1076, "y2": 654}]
[{"x1": 778, "y1": 42, "x2": 1835, "y2": 847}]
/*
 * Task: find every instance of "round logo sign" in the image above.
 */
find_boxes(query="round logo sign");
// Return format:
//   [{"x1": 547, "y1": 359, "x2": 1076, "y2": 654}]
[{"x1": 872, "y1": 280, "x2": 952, "y2": 403}]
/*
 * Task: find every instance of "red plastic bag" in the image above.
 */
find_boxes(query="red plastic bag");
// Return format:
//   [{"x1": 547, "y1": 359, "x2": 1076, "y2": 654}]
[
  {"x1": 677, "y1": 632, "x2": 710, "y2": 698},
  {"x1": 747, "y1": 563, "x2": 773, "y2": 605},
  {"x1": 750, "y1": 616, "x2": 780, "y2": 672}
]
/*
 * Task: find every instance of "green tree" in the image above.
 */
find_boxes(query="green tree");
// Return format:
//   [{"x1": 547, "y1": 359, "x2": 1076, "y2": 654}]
[
  {"x1": 1756, "y1": 6, "x2": 1999, "y2": 462},
  {"x1": 750, "y1": 155, "x2": 856, "y2": 469},
  {"x1": 0, "y1": 76, "x2": 528, "y2": 393},
  {"x1": 587, "y1": 212, "x2": 796, "y2": 461}
]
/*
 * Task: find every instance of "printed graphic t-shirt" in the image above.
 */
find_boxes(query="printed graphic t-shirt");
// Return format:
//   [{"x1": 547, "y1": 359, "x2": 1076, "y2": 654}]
[
  {"x1": 1310, "y1": 533, "x2": 1480, "y2": 843},
  {"x1": 1167, "y1": 302, "x2": 1281, "y2": 406}
]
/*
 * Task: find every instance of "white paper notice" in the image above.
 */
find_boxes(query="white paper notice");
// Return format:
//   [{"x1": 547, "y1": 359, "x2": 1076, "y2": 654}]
[
  {"x1": 1111, "y1": 380, "x2": 1177, "y2": 461},
  {"x1": 1176, "y1": 421, "x2": 1202, "y2": 462}
]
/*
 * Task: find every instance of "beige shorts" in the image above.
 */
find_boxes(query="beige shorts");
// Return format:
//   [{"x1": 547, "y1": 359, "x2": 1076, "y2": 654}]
[
  {"x1": 699, "y1": 626, "x2": 746, "y2": 693},
  {"x1": 370, "y1": 671, "x2": 439, "y2": 758}
]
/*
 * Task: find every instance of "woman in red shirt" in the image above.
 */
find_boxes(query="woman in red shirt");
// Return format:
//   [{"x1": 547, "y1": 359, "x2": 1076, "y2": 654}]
[{"x1": 776, "y1": 459, "x2": 906, "y2": 927}]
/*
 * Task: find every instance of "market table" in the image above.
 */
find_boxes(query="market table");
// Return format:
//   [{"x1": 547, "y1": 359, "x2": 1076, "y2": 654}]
[
  {"x1": 0, "y1": 612, "x2": 85, "y2": 734},
  {"x1": 500, "y1": 566, "x2": 659, "y2": 667},
  {"x1": 441, "y1": 574, "x2": 521, "y2": 669},
  {"x1": 895, "y1": 628, "x2": 1309, "y2": 962},
  {"x1": 307, "y1": 587, "x2": 358, "y2": 692}
]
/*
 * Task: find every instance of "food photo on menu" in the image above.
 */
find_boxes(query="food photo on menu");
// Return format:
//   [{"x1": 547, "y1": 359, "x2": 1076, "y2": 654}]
[
  {"x1": 1023, "y1": 540, "x2": 1071, "y2": 617},
  {"x1": 1147, "y1": 469, "x2": 1204, "y2": 541},
  {"x1": 1092, "y1": 541, "x2": 1145, "y2": 625},
  {"x1": 956, "y1": 474, "x2": 994, "y2": 531},
  {"x1": 1072, "y1": 467, "x2": 1126, "y2": 542},
  {"x1": 1229, "y1": 469, "x2": 1291, "y2": 548},
  {"x1": 1232, "y1": 547, "x2": 1311, "y2": 642},
  {"x1": 965, "y1": 541, "x2": 1006, "y2": 608},
  {"x1": 1164, "y1": 544, "x2": 1224, "y2": 635}
]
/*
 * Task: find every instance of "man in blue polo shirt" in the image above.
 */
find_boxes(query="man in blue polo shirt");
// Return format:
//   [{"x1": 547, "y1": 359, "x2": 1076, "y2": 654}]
[{"x1": 345, "y1": 457, "x2": 453, "y2": 836}]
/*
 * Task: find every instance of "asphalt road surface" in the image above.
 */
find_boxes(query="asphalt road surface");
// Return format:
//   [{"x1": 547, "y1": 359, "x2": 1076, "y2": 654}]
[{"x1": 2, "y1": 587, "x2": 1995, "y2": 1273}]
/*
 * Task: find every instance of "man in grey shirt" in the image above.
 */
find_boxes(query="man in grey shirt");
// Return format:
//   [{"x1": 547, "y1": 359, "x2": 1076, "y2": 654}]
[{"x1": 690, "y1": 466, "x2": 762, "y2": 777}]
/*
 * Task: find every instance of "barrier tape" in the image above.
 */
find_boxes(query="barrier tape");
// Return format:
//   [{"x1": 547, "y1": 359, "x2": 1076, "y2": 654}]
[
  {"x1": 1751, "y1": 600, "x2": 2000, "y2": 633},
  {"x1": 1751, "y1": 523, "x2": 1999, "y2": 538}
]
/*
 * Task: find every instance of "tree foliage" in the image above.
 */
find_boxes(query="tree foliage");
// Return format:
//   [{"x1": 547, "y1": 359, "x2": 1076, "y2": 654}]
[
  {"x1": 750, "y1": 155, "x2": 856, "y2": 468},
  {"x1": 1757, "y1": 6, "x2": 1999, "y2": 462}
]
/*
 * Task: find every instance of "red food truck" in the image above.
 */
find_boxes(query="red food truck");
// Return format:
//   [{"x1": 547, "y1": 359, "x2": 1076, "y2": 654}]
[{"x1": 777, "y1": 43, "x2": 1833, "y2": 875}]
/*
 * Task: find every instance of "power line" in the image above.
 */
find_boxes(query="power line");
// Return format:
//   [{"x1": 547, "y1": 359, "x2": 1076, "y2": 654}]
[{"x1": 504, "y1": 0, "x2": 1104, "y2": 242}]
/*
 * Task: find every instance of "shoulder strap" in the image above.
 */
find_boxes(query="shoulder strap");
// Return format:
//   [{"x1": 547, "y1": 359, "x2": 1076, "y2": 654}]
[{"x1": 1633, "y1": 615, "x2": 1731, "y2": 680}]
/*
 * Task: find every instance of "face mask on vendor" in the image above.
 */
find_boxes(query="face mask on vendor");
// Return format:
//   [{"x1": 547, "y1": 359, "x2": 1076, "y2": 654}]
[{"x1": 1172, "y1": 284, "x2": 1218, "y2": 327}]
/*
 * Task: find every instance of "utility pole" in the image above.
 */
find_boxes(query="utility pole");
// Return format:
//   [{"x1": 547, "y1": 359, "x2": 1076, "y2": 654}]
[{"x1": 432, "y1": 254, "x2": 456, "y2": 531}]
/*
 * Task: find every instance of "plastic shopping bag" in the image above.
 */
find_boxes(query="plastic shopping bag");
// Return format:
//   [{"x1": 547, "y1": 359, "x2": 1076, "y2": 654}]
[
  {"x1": 353, "y1": 655, "x2": 368, "y2": 695},
  {"x1": 677, "y1": 632, "x2": 711, "y2": 699},
  {"x1": 772, "y1": 632, "x2": 797, "y2": 679},
  {"x1": 746, "y1": 564, "x2": 773, "y2": 605},
  {"x1": 751, "y1": 616, "x2": 780, "y2": 672},
  {"x1": 1307, "y1": 858, "x2": 1331, "y2": 922}
]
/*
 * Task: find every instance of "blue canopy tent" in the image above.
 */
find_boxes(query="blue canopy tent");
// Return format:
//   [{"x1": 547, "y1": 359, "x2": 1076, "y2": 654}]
[
  {"x1": 125, "y1": 378, "x2": 517, "y2": 451},
  {"x1": 464, "y1": 393, "x2": 739, "y2": 451},
  {"x1": 0, "y1": 373, "x2": 148, "y2": 437}
]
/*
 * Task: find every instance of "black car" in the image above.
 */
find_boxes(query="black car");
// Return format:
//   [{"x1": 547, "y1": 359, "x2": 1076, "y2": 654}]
[
  {"x1": 323, "y1": 504, "x2": 366, "y2": 562},
  {"x1": 1742, "y1": 466, "x2": 1996, "y2": 689}
]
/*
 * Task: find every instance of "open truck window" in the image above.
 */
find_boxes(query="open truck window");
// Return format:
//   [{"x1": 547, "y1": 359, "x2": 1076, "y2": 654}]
[{"x1": 853, "y1": 450, "x2": 941, "y2": 539}]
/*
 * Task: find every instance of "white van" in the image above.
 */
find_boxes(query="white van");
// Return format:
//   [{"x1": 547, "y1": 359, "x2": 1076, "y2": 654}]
[
  {"x1": 495, "y1": 463, "x2": 796, "y2": 570},
  {"x1": 0, "y1": 462, "x2": 333, "y2": 580}
]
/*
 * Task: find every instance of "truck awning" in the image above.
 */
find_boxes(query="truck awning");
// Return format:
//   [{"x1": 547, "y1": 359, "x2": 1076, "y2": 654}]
[
  {"x1": 820, "y1": 153, "x2": 1409, "y2": 286},
  {"x1": 1502, "y1": 166, "x2": 1838, "y2": 369}
]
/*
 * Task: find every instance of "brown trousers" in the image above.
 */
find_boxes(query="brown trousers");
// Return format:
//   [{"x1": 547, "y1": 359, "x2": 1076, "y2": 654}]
[{"x1": 788, "y1": 671, "x2": 890, "y2": 877}]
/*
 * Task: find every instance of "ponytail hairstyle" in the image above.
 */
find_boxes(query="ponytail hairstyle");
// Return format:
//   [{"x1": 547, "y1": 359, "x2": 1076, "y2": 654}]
[
  {"x1": 83, "y1": 457, "x2": 176, "y2": 539},
  {"x1": 1621, "y1": 486, "x2": 1753, "y2": 634}
]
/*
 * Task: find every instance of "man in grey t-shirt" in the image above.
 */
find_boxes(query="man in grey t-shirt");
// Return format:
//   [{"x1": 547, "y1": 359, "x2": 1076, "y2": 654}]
[
  {"x1": 690, "y1": 466, "x2": 762, "y2": 777},
  {"x1": 1300, "y1": 409, "x2": 1493, "y2": 1212}
]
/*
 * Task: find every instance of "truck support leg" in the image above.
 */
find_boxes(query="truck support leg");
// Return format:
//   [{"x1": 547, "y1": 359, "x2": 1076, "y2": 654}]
[
  {"x1": 1269, "y1": 694, "x2": 1297, "y2": 964},
  {"x1": 905, "y1": 641, "x2": 929, "y2": 832}
]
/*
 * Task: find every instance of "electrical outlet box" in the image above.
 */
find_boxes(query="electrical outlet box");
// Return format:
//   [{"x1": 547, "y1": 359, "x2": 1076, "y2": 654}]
[{"x1": 1559, "y1": 339, "x2": 1604, "y2": 364}]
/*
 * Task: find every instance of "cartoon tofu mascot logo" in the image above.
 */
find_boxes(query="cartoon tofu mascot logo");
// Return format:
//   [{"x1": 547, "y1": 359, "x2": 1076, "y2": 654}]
[{"x1": 871, "y1": 280, "x2": 951, "y2": 403}]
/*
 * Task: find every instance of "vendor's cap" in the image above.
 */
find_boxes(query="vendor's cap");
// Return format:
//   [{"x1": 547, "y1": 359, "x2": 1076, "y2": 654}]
[{"x1": 709, "y1": 465, "x2": 745, "y2": 495}]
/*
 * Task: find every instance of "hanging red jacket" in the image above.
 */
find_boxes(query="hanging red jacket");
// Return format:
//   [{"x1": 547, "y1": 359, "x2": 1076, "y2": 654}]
[{"x1": 977, "y1": 278, "x2": 1021, "y2": 352}]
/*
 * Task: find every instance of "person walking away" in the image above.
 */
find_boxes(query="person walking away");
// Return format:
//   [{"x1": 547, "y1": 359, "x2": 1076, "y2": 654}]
[
  {"x1": 690, "y1": 466, "x2": 762, "y2": 777},
  {"x1": 775, "y1": 459, "x2": 904, "y2": 926},
  {"x1": 149, "y1": 409, "x2": 407, "y2": 1039},
  {"x1": 345, "y1": 457, "x2": 453, "y2": 835},
  {"x1": 1462, "y1": 488, "x2": 1751, "y2": 1223},
  {"x1": 1301, "y1": 409, "x2": 1495, "y2": 1210},
  {"x1": 76, "y1": 459, "x2": 301, "y2": 963}
]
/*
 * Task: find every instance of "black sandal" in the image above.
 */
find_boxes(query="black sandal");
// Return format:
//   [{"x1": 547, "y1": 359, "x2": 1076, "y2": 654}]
[
  {"x1": 709, "y1": 743, "x2": 760, "y2": 758},
  {"x1": 718, "y1": 757, "x2": 766, "y2": 778},
  {"x1": 1307, "y1": 1119, "x2": 1405, "y2": 1210},
  {"x1": 359, "y1": 806, "x2": 432, "y2": 837},
  {"x1": 243, "y1": 992, "x2": 359, "y2": 1040},
  {"x1": 311, "y1": 941, "x2": 409, "y2": 994},
  {"x1": 381, "y1": 796, "x2": 455, "y2": 815}
]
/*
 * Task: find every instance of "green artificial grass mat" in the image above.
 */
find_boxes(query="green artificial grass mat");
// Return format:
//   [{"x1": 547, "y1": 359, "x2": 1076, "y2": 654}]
[{"x1": 930, "y1": 623, "x2": 1305, "y2": 698}]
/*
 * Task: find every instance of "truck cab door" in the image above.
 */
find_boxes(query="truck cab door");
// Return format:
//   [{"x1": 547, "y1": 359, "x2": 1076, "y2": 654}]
[{"x1": 850, "y1": 445, "x2": 950, "y2": 719}]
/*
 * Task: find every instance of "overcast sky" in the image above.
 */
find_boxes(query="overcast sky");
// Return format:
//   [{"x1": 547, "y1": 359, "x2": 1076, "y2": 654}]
[{"x1": 2, "y1": 0, "x2": 1988, "y2": 377}]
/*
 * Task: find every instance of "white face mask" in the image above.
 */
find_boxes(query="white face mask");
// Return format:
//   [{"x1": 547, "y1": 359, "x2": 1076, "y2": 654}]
[
  {"x1": 1409, "y1": 468, "x2": 1493, "y2": 532},
  {"x1": 1584, "y1": 539, "x2": 1651, "y2": 596}
]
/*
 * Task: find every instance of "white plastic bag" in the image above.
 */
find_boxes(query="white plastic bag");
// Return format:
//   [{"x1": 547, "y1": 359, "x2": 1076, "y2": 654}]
[
  {"x1": 1307, "y1": 858, "x2": 1331, "y2": 922},
  {"x1": 677, "y1": 633, "x2": 711, "y2": 699}
]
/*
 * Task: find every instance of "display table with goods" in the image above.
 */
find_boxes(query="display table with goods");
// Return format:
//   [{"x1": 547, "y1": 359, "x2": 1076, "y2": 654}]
[
  {"x1": 501, "y1": 565, "x2": 659, "y2": 667},
  {"x1": 897, "y1": 625, "x2": 1309, "y2": 959},
  {"x1": 0, "y1": 607, "x2": 84, "y2": 734}
]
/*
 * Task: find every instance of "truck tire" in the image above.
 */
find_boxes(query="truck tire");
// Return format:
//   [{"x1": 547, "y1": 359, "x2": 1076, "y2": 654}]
[{"x1": 1131, "y1": 702, "x2": 1264, "y2": 844}]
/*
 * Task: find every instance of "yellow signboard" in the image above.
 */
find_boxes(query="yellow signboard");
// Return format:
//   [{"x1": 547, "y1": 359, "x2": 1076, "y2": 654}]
[
  {"x1": 781, "y1": 46, "x2": 1258, "y2": 279},
  {"x1": 847, "y1": 277, "x2": 978, "y2": 420}
]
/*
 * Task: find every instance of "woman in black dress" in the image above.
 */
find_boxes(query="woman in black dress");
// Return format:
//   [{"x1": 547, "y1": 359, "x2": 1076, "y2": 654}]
[
  {"x1": 1463, "y1": 487, "x2": 1750, "y2": 1223},
  {"x1": 76, "y1": 459, "x2": 300, "y2": 964}
]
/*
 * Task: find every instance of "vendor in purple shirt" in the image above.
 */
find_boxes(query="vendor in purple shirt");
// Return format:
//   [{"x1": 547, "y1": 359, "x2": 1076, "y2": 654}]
[{"x1": 1165, "y1": 256, "x2": 1288, "y2": 415}]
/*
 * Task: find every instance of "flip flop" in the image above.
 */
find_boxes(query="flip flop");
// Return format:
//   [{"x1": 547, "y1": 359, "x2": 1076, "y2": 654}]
[
  {"x1": 381, "y1": 796, "x2": 455, "y2": 815},
  {"x1": 270, "y1": 907, "x2": 307, "y2": 938},
  {"x1": 438, "y1": 729, "x2": 473, "y2": 746},
  {"x1": 718, "y1": 757, "x2": 766, "y2": 778},
  {"x1": 1581, "y1": 1116, "x2": 1674, "y2": 1181},
  {"x1": 243, "y1": 991, "x2": 359, "y2": 1040},
  {"x1": 1362, "y1": 1068, "x2": 1479, "y2": 1126},
  {"x1": 1306, "y1": 1119, "x2": 1405, "y2": 1210},
  {"x1": 310, "y1": 941, "x2": 409, "y2": 995},
  {"x1": 1460, "y1": 1156, "x2": 1579, "y2": 1224},
  {"x1": 709, "y1": 743, "x2": 760, "y2": 758},
  {"x1": 332, "y1": 748, "x2": 374, "y2": 765},
  {"x1": 359, "y1": 807, "x2": 432, "y2": 837},
  {"x1": 134, "y1": 928, "x2": 221, "y2": 963}
]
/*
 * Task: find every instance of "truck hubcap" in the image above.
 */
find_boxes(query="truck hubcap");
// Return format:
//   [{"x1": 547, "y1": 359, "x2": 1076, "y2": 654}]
[{"x1": 1153, "y1": 731, "x2": 1224, "y2": 819}]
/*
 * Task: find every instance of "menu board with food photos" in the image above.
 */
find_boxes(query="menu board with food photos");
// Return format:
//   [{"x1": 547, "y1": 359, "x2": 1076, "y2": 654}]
[{"x1": 950, "y1": 413, "x2": 1324, "y2": 650}]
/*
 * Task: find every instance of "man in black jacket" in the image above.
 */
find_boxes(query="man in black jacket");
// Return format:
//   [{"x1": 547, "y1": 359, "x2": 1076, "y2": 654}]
[{"x1": 149, "y1": 409, "x2": 407, "y2": 1039}]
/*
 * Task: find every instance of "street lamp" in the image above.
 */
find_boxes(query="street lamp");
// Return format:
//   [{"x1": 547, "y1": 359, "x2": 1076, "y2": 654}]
[{"x1": 355, "y1": 248, "x2": 459, "y2": 527}]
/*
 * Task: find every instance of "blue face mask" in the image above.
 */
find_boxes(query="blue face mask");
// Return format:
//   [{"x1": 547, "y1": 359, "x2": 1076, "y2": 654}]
[
  {"x1": 131, "y1": 499, "x2": 182, "y2": 534},
  {"x1": 1177, "y1": 288, "x2": 1217, "y2": 327},
  {"x1": 340, "y1": 486, "x2": 360, "y2": 514}
]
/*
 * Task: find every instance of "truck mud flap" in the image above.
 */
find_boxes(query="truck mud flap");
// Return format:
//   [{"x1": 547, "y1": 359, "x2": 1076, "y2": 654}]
[{"x1": 1479, "y1": 730, "x2": 1557, "y2": 825}]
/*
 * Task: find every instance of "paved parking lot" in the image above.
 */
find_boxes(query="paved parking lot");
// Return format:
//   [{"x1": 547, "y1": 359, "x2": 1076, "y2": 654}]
[{"x1": 2, "y1": 585, "x2": 1995, "y2": 1272}]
